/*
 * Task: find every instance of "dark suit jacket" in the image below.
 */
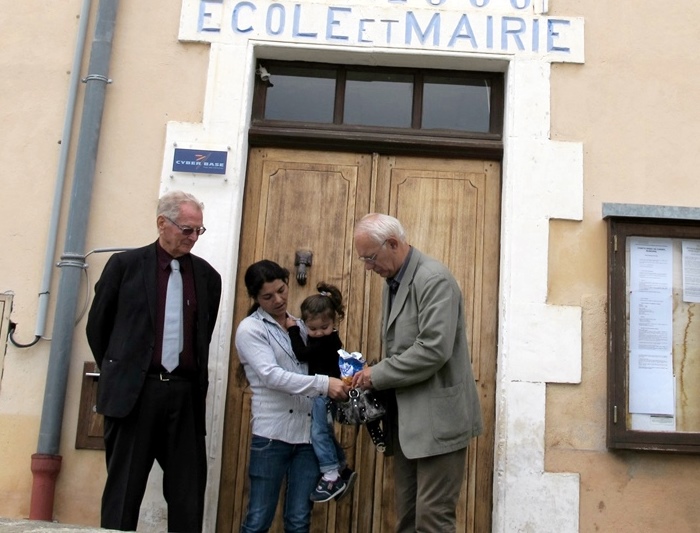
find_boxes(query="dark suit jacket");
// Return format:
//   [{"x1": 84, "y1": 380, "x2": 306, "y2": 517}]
[{"x1": 86, "y1": 241, "x2": 221, "y2": 433}]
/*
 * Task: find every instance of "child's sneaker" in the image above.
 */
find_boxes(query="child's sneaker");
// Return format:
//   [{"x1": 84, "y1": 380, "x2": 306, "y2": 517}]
[
  {"x1": 310, "y1": 477, "x2": 347, "y2": 502},
  {"x1": 334, "y1": 468, "x2": 357, "y2": 501}
]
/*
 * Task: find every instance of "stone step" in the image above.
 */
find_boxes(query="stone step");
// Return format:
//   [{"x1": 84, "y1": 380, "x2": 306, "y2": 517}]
[{"x1": 0, "y1": 519, "x2": 109, "y2": 533}]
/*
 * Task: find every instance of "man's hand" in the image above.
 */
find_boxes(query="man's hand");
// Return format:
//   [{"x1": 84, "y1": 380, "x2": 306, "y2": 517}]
[
  {"x1": 327, "y1": 377, "x2": 350, "y2": 400},
  {"x1": 351, "y1": 368, "x2": 373, "y2": 390}
]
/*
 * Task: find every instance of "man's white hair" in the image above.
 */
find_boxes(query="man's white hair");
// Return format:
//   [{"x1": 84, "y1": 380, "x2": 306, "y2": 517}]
[{"x1": 354, "y1": 213, "x2": 407, "y2": 244}]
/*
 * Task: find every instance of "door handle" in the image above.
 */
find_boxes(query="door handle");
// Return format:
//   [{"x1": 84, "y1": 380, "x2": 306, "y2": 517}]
[{"x1": 294, "y1": 250, "x2": 313, "y2": 286}]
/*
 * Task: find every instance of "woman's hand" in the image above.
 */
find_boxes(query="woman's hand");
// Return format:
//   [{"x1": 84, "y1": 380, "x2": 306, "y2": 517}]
[{"x1": 327, "y1": 377, "x2": 350, "y2": 401}]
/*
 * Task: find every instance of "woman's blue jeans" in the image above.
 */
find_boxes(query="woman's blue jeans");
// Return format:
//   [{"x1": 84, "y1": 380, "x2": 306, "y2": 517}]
[
  {"x1": 240, "y1": 435, "x2": 319, "y2": 533},
  {"x1": 311, "y1": 397, "x2": 345, "y2": 473}
]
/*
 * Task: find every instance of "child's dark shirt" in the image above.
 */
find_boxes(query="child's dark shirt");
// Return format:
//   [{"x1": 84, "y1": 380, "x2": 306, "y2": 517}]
[{"x1": 288, "y1": 326, "x2": 342, "y2": 379}]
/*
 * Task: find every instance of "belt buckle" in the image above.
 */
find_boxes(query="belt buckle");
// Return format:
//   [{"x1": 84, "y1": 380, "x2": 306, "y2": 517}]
[{"x1": 159, "y1": 373, "x2": 170, "y2": 382}]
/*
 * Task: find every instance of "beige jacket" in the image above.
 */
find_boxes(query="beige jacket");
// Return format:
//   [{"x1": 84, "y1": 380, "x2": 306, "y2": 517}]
[{"x1": 371, "y1": 248, "x2": 483, "y2": 459}]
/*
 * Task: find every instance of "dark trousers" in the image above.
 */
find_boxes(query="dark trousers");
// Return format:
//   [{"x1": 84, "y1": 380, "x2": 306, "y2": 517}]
[
  {"x1": 392, "y1": 419, "x2": 468, "y2": 533},
  {"x1": 101, "y1": 378, "x2": 206, "y2": 532}
]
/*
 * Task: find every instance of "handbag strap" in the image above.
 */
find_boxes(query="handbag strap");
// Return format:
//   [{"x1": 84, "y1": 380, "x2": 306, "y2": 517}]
[{"x1": 365, "y1": 420, "x2": 387, "y2": 452}]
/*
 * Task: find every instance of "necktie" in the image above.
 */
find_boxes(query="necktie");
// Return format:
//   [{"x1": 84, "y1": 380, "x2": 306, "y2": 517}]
[
  {"x1": 387, "y1": 278, "x2": 400, "y2": 294},
  {"x1": 387, "y1": 278, "x2": 400, "y2": 309},
  {"x1": 162, "y1": 259, "x2": 183, "y2": 372}
]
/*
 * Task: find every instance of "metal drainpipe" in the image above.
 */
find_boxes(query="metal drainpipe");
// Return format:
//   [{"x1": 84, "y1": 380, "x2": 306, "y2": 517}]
[
  {"x1": 29, "y1": 0, "x2": 119, "y2": 521},
  {"x1": 10, "y1": 0, "x2": 92, "y2": 348},
  {"x1": 8, "y1": 0, "x2": 92, "y2": 349}
]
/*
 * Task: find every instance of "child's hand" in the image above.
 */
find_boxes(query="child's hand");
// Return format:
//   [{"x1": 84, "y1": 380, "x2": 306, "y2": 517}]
[{"x1": 285, "y1": 316, "x2": 297, "y2": 329}]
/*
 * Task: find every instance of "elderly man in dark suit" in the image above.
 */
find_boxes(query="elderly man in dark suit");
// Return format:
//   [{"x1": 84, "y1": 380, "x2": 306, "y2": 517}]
[
  {"x1": 86, "y1": 190, "x2": 222, "y2": 532},
  {"x1": 352, "y1": 213, "x2": 483, "y2": 533}
]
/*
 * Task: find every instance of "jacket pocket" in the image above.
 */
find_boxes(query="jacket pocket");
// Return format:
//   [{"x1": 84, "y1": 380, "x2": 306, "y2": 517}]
[{"x1": 430, "y1": 383, "x2": 469, "y2": 442}]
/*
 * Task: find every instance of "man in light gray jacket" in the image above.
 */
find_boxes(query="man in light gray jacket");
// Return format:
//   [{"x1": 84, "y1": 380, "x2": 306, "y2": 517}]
[{"x1": 352, "y1": 213, "x2": 483, "y2": 533}]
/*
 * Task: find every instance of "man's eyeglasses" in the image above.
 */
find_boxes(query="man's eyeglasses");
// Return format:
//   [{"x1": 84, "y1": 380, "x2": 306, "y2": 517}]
[
  {"x1": 358, "y1": 240, "x2": 387, "y2": 264},
  {"x1": 165, "y1": 216, "x2": 207, "y2": 236}
]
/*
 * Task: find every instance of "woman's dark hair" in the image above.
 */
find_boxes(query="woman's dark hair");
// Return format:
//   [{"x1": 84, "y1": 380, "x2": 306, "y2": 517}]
[
  {"x1": 243, "y1": 260, "x2": 290, "y2": 315},
  {"x1": 236, "y1": 260, "x2": 291, "y2": 388},
  {"x1": 300, "y1": 282, "x2": 345, "y2": 323}
]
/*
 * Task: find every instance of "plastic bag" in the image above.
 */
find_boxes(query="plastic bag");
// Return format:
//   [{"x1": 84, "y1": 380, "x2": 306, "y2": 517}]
[
  {"x1": 335, "y1": 349, "x2": 386, "y2": 425},
  {"x1": 338, "y1": 349, "x2": 365, "y2": 384}
]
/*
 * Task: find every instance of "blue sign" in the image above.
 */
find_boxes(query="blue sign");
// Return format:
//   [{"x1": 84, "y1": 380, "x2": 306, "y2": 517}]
[{"x1": 173, "y1": 148, "x2": 228, "y2": 174}]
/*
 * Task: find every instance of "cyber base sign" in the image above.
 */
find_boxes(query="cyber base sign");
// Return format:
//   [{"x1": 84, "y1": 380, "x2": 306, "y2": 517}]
[{"x1": 172, "y1": 148, "x2": 228, "y2": 175}]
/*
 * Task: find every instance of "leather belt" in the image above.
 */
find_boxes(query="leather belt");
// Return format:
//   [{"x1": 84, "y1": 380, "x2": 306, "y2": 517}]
[{"x1": 147, "y1": 372, "x2": 193, "y2": 382}]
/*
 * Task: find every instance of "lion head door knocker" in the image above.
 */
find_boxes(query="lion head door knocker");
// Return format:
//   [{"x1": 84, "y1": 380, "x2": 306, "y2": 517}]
[{"x1": 294, "y1": 250, "x2": 313, "y2": 286}]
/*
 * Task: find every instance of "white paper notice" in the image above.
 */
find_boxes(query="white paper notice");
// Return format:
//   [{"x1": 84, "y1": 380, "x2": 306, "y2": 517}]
[
  {"x1": 630, "y1": 413, "x2": 676, "y2": 432},
  {"x1": 682, "y1": 240, "x2": 700, "y2": 303},
  {"x1": 629, "y1": 237, "x2": 673, "y2": 292},
  {"x1": 628, "y1": 237, "x2": 675, "y2": 416},
  {"x1": 628, "y1": 351, "x2": 674, "y2": 415},
  {"x1": 629, "y1": 291, "x2": 672, "y2": 353}
]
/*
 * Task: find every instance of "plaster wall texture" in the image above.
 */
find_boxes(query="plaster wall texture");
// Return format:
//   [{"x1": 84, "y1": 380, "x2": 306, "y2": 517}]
[
  {"x1": 2, "y1": 0, "x2": 698, "y2": 532},
  {"x1": 545, "y1": 1, "x2": 700, "y2": 532},
  {"x1": 0, "y1": 0, "x2": 209, "y2": 528}
]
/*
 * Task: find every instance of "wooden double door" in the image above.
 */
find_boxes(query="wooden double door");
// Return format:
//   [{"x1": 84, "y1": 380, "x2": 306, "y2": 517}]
[{"x1": 217, "y1": 148, "x2": 500, "y2": 533}]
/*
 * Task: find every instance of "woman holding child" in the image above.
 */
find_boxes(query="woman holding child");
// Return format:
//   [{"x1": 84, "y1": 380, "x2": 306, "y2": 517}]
[{"x1": 235, "y1": 259, "x2": 349, "y2": 533}]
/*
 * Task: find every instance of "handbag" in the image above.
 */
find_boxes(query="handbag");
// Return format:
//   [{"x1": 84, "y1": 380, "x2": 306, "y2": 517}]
[{"x1": 334, "y1": 388, "x2": 386, "y2": 425}]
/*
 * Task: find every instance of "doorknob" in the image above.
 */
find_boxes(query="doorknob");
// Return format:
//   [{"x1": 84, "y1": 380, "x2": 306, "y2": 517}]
[{"x1": 294, "y1": 250, "x2": 313, "y2": 286}]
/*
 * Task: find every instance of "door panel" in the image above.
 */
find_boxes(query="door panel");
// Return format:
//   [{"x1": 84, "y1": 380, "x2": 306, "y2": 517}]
[
  {"x1": 374, "y1": 156, "x2": 500, "y2": 530},
  {"x1": 217, "y1": 148, "x2": 499, "y2": 533}
]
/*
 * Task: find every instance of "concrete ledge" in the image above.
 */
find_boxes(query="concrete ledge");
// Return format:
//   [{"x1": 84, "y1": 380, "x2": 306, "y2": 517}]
[
  {"x1": 0, "y1": 519, "x2": 109, "y2": 533},
  {"x1": 602, "y1": 202, "x2": 700, "y2": 221}
]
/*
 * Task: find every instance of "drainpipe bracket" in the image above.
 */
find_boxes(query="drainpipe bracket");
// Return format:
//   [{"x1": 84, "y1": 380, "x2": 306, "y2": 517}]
[
  {"x1": 82, "y1": 74, "x2": 112, "y2": 84},
  {"x1": 56, "y1": 253, "x2": 88, "y2": 270}
]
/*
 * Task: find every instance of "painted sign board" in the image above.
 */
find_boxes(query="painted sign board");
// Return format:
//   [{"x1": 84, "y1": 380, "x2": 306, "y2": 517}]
[
  {"x1": 172, "y1": 148, "x2": 228, "y2": 174},
  {"x1": 180, "y1": 0, "x2": 584, "y2": 63}
]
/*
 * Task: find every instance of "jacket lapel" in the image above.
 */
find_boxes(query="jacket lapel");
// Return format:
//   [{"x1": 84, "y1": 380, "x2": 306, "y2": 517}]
[
  {"x1": 142, "y1": 242, "x2": 158, "y2": 329},
  {"x1": 385, "y1": 248, "x2": 422, "y2": 330},
  {"x1": 192, "y1": 255, "x2": 208, "y2": 325}
]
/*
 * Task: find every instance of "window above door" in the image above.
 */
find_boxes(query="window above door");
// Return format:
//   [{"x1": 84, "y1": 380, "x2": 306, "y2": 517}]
[{"x1": 250, "y1": 60, "x2": 503, "y2": 159}]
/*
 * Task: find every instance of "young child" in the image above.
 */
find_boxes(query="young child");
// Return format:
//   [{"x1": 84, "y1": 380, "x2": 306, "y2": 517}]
[{"x1": 286, "y1": 282, "x2": 357, "y2": 503}]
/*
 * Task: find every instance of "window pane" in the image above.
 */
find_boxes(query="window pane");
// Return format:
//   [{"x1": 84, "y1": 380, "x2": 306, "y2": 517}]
[
  {"x1": 422, "y1": 76, "x2": 491, "y2": 132},
  {"x1": 344, "y1": 71, "x2": 413, "y2": 128},
  {"x1": 263, "y1": 66, "x2": 336, "y2": 123}
]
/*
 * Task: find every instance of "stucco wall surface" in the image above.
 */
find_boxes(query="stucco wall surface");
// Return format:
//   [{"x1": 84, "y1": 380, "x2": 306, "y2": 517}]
[
  {"x1": 0, "y1": 0, "x2": 209, "y2": 528},
  {"x1": 547, "y1": 1, "x2": 700, "y2": 532}
]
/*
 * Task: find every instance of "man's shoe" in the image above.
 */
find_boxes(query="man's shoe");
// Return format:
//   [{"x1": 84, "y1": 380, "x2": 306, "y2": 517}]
[
  {"x1": 335, "y1": 468, "x2": 357, "y2": 501},
  {"x1": 310, "y1": 477, "x2": 347, "y2": 503}
]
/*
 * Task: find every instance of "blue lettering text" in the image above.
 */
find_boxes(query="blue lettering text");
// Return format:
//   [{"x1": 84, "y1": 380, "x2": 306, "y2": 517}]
[
  {"x1": 547, "y1": 19, "x2": 570, "y2": 53},
  {"x1": 199, "y1": 0, "x2": 222, "y2": 33},
  {"x1": 327, "y1": 7, "x2": 351, "y2": 40},
  {"x1": 232, "y1": 1, "x2": 254, "y2": 33},
  {"x1": 215, "y1": 2, "x2": 575, "y2": 58},
  {"x1": 406, "y1": 12, "x2": 440, "y2": 46},
  {"x1": 531, "y1": 18, "x2": 539, "y2": 52},
  {"x1": 293, "y1": 4, "x2": 317, "y2": 38},
  {"x1": 448, "y1": 15, "x2": 477, "y2": 49},
  {"x1": 510, "y1": 0, "x2": 530, "y2": 9},
  {"x1": 501, "y1": 16, "x2": 525, "y2": 51},
  {"x1": 358, "y1": 18, "x2": 374, "y2": 43},
  {"x1": 266, "y1": 4, "x2": 285, "y2": 36},
  {"x1": 381, "y1": 19, "x2": 399, "y2": 42}
]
